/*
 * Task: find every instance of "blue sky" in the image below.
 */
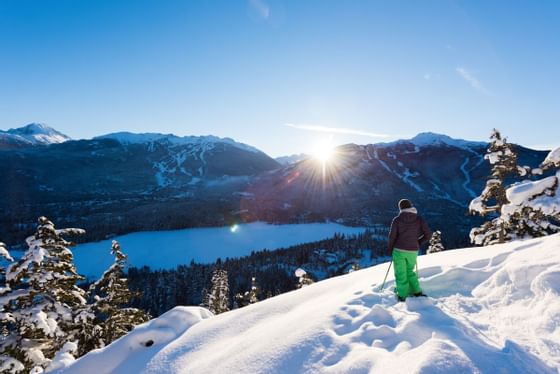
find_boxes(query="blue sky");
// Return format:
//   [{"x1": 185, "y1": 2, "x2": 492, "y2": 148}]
[{"x1": 1, "y1": 0, "x2": 559, "y2": 156}]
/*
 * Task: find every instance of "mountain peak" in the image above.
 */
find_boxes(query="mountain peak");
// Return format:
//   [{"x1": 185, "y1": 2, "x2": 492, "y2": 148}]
[
  {"x1": 380, "y1": 132, "x2": 486, "y2": 150},
  {"x1": 1, "y1": 123, "x2": 71, "y2": 147}
]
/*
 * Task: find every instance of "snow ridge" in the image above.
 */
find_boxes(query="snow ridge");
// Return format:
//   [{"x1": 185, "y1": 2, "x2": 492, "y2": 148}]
[
  {"x1": 95, "y1": 132, "x2": 261, "y2": 154},
  {"x1": 275, "y1": 154, "x2": 309, "y2": 165},
  {"x1": 379, "y1": 132, "x2": 486, "y2": 151}
]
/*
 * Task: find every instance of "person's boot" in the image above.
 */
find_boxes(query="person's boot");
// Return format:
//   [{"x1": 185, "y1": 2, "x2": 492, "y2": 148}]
[
  {"x1": 412, "y1": 292, "x2": 427, "y2": 297},
  {"x1": 396, "y1": 295, "x2": 406, "y2": 302}
]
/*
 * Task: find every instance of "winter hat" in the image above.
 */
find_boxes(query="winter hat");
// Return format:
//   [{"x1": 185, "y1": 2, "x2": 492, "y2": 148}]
[{"x1": 398, "y1": 199, "x2": 413, "y2": 210}]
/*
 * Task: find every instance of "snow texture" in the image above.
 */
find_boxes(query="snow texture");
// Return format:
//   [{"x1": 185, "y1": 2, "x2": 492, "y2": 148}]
[
  {"x1": 294, "y1": 268, "x2": 307, "y2": 278},
  {"x1": 72, "y1": 223, "x2": 367, "y2": 279},
  {"x1": 0, "y1": 242, "x2": 12, "y2": 262},
  {"x1": 47, "y1": 342, "x2": 78, "y2": 372},
  {"x1": 502, "y1": 171, "x2": 560, "y2": 219},
  {"x1": 543, "y1": 147, "x2": 560, "y2": 168},
  {"x1": 55, "y1": 307, "x2": 212, "y2": 373},
  {"x1": 61, "y1": 234, "x2": 560, "y2": 373}
]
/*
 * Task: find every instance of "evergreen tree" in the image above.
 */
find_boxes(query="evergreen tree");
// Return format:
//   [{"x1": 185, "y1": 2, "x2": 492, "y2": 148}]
[
  {"x1": 0, "y1": 242, "x2": 23, "y2": 374},
  {"x1": 469, "y1": 129, "x2": 520, "y2": 245},
  {"x1": 200, "y1": 287, "x2": 210, "y2": 309},
  {"x1": 87, "y1": 241, "x2": 149, "y2": 354},
  {"x1": 248, "y1": 277, "x2": 259, "y2": 304},
  {"x1": 0, "y1": 217, "x2": 88, "y2": 373},
  {"x1": 499, "y1": 147, "x2": 560, "y2": 239},
  {"x1": 234, "y1": 276, "x2": 260, "y2": 308},
  {"x1": 206, "y1": 269, "x2": 229, "y2": 314},
  {"x1": 427, "y1": 230, "x2": 445, "y2": 254}
]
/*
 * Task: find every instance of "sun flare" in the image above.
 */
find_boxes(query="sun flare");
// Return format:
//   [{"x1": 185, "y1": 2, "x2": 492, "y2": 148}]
[{"x1": 312, "y1": 140, "x2": 336, "y2": 163}]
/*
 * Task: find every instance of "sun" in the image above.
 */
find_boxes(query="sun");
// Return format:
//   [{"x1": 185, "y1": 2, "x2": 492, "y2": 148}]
[{"x1": 312, "y1": 139, "x2": 336, "y2": 163}]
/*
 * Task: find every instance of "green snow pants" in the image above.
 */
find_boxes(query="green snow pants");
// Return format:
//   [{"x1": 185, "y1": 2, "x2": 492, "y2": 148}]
[{"x1": 392, "y1": 248, "x2": 421, "y2": 298}]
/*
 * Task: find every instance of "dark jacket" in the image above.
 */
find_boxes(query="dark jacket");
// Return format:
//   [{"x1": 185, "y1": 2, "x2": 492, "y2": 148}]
[{"x1": 387, "y1": 209, "x2": 432, "y2": 254}]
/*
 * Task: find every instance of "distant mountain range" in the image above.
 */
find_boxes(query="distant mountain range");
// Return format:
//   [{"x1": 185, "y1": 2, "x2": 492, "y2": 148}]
[
  {"x1": 275, "y1": 153, "x2": 309, "y2": 165},
  {"x1": 0, "y1": 124, "x2": 549, "y2": 248}
]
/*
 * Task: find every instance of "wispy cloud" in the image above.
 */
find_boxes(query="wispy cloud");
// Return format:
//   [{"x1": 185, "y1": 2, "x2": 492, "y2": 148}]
[
  {"x1": 249, "y1": 0, "x2": 270, "y2": 20},
  {"x1": 456, "y1": 67, "x2": 492, "y2": 96},
  {"x1": 285, "y1": 123, "x2": 391, "y2": 138}
]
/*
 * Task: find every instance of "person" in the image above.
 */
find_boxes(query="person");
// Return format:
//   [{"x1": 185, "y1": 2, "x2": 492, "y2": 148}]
[{"x1": 387, "y1": 199, "x2": 432, "y2": 302}]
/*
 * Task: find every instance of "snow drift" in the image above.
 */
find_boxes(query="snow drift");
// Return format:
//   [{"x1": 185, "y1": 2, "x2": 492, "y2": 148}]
[{"x1": 59, "y1": 234, "x2": 560, "y2": 373}]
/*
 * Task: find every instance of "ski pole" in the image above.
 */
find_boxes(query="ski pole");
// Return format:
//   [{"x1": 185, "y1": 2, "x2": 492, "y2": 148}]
[{"x1": 380, "y1": 259, "x2": 392, "y2": 291}]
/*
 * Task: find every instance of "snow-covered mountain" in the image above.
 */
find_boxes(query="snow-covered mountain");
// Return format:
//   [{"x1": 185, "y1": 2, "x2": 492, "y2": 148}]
[
  {"x1": 0, "y1": 127, "x2": 280, "y2": 244},
  {"x1": 379, "y1": 131, "x2": 487, "y2": 150},
  {"x1": 241, "y1": 138, "x2": 547, "y2": 246},
  {"x1": 0, "y1": 128, "x2": 548, "y2": 247},
  {"x1": 0, "y1": 123, "x2": 70, "y2": 149},
  {"x1": 95, "y1": 132, "x2": 261, "y2": 154},
  {"x1": 275, "y1": 153, "x2": 309, "y2": 165},
  {"x1": 58, "y1": 234, "x2": 560, "y2": 373}
]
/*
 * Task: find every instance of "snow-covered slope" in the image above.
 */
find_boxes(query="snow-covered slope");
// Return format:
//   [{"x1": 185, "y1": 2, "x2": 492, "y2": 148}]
[
  {"x1": 0, "y1": 123, "x2": 70, "y2": 147},
  {"x1": 60, "y1": 234, "x2": 560, "y2": 373}
]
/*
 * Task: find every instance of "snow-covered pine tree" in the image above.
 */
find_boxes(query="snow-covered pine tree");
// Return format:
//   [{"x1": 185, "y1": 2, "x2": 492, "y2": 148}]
[
  {"x1": 469, "y1": 129, "x2": 520, "y2": 245},
  {"x1": 295, "y1": 268, "x2": 314, "y2": 288},
  {"x1": 206, "y1": 269, "x2": 229, "y2": 314},
  {"x1": 0, "y1": 217, "x2": 88, "y2": 373},
  {"x1": 248, "y1": 277, "x2": 259, "y2": 304},
  {"x1": 200, "y1": 287, "x2": 210, "y2": 309},
  {"x1": 499, "y1": 147, "x2": 560, "y2": 239},
  {"x1": 427, "y1": 230, "x2": 445, "y2": 254},
  {"x1": 233, "y1": 277, "x2": 260, "y2": 309},
  {"x1": 0, "y1": 241, "x2": 12, "y2": 287},
  {"x1": 0, "y1": 242, "x2": 23, "y2": 374},
  {"x1": 86, "y1": 240, "x2": 149, "y2": 354}
]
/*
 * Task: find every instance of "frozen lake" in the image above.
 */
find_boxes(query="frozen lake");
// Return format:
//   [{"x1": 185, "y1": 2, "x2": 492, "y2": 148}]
[{"x1": 73, "y1": 222, "x2": 367, "y2": 279}]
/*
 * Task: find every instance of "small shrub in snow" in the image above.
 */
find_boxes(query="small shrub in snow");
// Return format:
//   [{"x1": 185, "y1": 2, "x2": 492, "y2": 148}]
[
  {"x1": 295, "y1": 268, "x2": 314, "y2": 288},
  {"x1": 427, "y1": 230, "x2": 445, "y2": 254},
  {"x1": 348, "y1": 263, "x2": 361, "y2": 273},
  {"x1": 233, "y1": 277, "x2": 259, "y2": 309}
]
